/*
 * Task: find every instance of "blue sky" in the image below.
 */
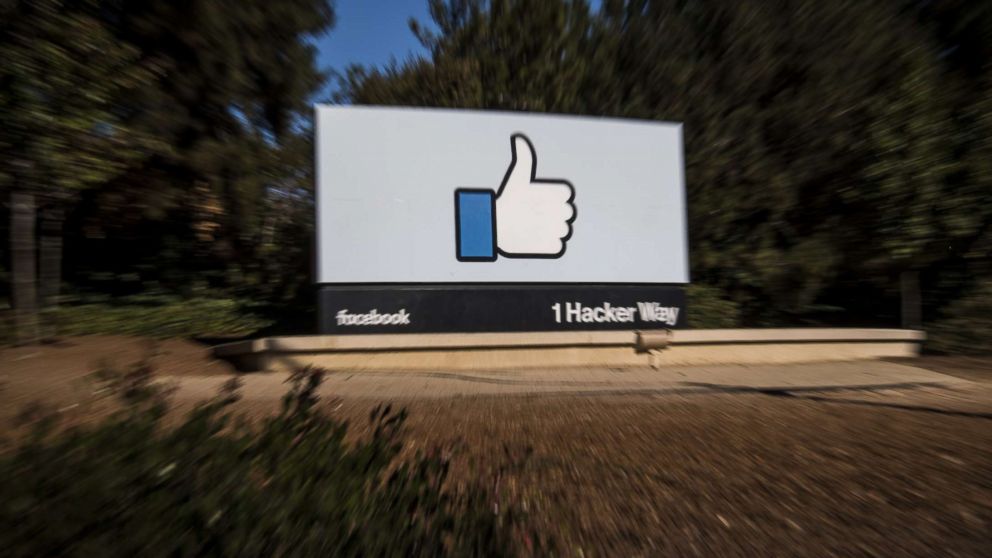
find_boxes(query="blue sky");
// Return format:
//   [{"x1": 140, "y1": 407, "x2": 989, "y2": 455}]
[{"x1": 315, "y1": 0, "x2": 434, "y2": 95}]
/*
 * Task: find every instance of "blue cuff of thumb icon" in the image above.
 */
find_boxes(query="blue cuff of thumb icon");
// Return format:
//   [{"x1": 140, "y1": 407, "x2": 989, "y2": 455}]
[{"x1": 455, "y1": 189, "x2": 497, "y2": 261}]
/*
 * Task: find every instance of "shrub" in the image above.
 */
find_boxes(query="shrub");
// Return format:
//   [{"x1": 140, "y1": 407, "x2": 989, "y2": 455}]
[
  {"x1": 685, "y1": 283, "x2": 742, "y2": 328},
  {"x1": 927, "y1": 280, "x2": 992, "y2": 354},
  {"x1": 0, "y1": 365, "x2": 538, "y2": 557},
  {"x1": 48, "y1": 294, "x2": 270, "y2": 339}
]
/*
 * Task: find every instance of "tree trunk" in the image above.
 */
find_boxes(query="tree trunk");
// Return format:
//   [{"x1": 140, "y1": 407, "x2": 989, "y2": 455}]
[
  {"x1": 40, "y1": 204, "x2": 64, "y2": 339},
  {"x1": 900, "y1": 270, "x2": 922, "y2": 330},
  {"x1": 11, "y1": 191, "x2": 39, "y2": 345}
]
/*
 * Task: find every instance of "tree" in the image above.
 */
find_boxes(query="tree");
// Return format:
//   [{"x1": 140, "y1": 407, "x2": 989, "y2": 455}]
[
  {"x1": 1, "y1": 0, "x2": 336, "y2": 342},
  {"x1": 0, "y1": 0, "x2": 160, "y2": 342},
  {"x1": 591, "y1": 0, "x2": 981, "y2": 322},
  {"x1": 344, "y1": 0, "x2": 598, "y2": 113},
  {"x1": 68, "y1": 0, "x2": 335, "y2": 299}
]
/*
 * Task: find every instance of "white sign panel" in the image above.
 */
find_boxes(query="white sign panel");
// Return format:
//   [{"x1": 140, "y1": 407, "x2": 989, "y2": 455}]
[{"x1": 316, "y1": 106, "x2": 688, "y2": 284}]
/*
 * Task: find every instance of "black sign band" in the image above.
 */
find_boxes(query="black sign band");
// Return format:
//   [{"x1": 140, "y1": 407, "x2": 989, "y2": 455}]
[{"x1": 318, "y1": 285, "x2": 686, "y2": 334}]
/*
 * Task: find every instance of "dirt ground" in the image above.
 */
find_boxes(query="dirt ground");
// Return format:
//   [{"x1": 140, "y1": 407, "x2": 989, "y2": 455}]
[
  {"x1": 2, "y1": 336, "x2": 991, "y2": 556},
  {"x1": 374, "y1": 393, "x2": 992, "y2": 557},
  {"x1": 1, "y1": 335, "x2": 237, "y2": 380}
]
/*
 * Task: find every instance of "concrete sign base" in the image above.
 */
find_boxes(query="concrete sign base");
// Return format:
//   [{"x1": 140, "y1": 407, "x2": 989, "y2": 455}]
[{"x1": 213, "y1": 329, "x2": 925, "y2": 373}]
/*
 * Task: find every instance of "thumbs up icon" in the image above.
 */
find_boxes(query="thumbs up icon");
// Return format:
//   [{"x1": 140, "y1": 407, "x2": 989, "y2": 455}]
[{"x1": 455, "y1": 134, "x2": 576, "y2": 261}]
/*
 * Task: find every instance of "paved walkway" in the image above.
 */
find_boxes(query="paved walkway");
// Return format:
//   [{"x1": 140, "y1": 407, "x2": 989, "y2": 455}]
[{"x1": 162, "y1": 360, "x2": 978, "y2": 400}]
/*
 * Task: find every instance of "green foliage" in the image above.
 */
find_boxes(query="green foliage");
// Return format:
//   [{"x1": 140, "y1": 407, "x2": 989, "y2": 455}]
[
  {"x1": 0, "y1": 366, "x2": 537, "y2": 556},
  {"x1": 0, "y1": 0, "x2": 163, "y2": 194},
  {"x1": 1, "y1": 0, "x2": 335, "y2": 311},
  {"x1": 20, "y1": 295, "x2": 269, "y2": 340},
  {"x1": 927, "y1": 281, "x2": 992, "y2": 355},
  {"x1": 88, "y1": 0, "x2": 334, "y2": 296}
]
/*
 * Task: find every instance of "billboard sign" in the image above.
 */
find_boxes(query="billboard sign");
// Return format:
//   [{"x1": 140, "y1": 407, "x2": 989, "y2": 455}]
[{"x1": 315, "y1": 106, "x2": 688, "y2": 333}]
